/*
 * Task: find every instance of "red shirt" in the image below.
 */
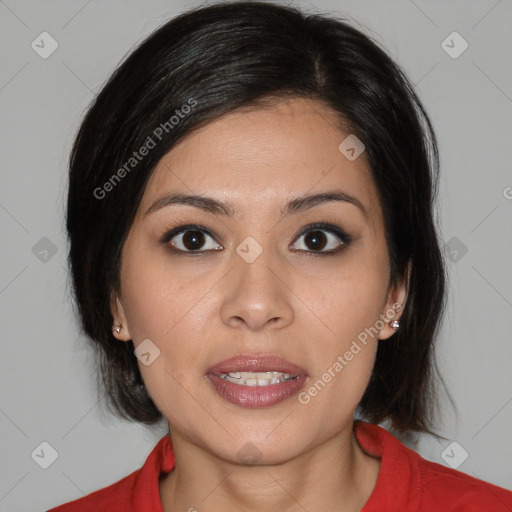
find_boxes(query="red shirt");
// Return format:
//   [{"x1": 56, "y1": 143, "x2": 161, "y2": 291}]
[{"x1": 48, "y1": 421, "x2": 512, "y2": 511}]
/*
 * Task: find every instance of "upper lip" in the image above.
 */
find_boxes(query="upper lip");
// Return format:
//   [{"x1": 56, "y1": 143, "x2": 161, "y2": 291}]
[{"x1": 206, "y1": 355, "x2": 308, "y2": 377}]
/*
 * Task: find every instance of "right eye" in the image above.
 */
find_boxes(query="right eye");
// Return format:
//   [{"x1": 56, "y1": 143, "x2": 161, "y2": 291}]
[{"x1": 163, "y1": 225, "x2": 223, "y2": 254}]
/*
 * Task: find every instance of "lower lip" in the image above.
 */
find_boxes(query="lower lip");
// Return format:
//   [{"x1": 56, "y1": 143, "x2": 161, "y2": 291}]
[{"x1": 206, "y1": 374, "x2": 308, "y2": 408}]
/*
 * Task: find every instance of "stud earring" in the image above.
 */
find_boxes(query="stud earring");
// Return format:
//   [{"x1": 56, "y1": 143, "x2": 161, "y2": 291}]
[
  {"x1": 390, "y1": 320, "x2": 400, "y2": 329},
  {"x1": 112, "y1": 325, "x2": 121, "y2": 334}
]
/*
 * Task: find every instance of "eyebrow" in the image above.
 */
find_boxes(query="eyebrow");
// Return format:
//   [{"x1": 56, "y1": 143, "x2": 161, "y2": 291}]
[{"x1": 144, "y1": 190, "x2": 368, "y2": 219}]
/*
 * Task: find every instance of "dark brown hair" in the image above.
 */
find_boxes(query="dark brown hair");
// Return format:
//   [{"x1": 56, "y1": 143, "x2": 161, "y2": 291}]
[{"x1": 66, "y1": 0, "x2": 447, "y2": 434}]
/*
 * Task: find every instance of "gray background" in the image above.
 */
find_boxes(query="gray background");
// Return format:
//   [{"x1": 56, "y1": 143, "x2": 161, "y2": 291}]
[{"x1": 1, "y1": 0, "x2": 511, "y2": 510}]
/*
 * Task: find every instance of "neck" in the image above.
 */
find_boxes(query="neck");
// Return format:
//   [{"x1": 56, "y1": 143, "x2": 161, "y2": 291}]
[{"x1": 159, "y1": 422, "x2": 380, "y2": 512}]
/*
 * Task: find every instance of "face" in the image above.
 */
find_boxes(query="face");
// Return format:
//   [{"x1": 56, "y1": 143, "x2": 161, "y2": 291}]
[{"x1": 112, "y1": 97, "x2": 406, "y2": 464}]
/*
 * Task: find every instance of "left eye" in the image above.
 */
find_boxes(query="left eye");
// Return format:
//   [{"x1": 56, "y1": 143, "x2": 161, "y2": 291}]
[{"x1": 290, "y1": 226, "x2": 347, "y2": 253}]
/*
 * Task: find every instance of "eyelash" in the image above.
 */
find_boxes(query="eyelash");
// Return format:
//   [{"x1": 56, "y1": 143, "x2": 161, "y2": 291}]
[{"x1": 159, "y1": 222, "x2": 352, "y2": 258}]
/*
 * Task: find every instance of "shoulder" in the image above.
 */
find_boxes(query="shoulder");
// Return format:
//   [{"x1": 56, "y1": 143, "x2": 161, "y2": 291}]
[
  {"x1": 46, "y1": 469, "x2": 138, "y2": 511},
  {"x1": 416, "y1": 453, "x2": 512, "y2": 510},
  {"x1": 46, "y1": 434, "x2": 175, "y2": 512},
  {"x1": 355, "y1": 421, "x2": 512, "y2": 511}
]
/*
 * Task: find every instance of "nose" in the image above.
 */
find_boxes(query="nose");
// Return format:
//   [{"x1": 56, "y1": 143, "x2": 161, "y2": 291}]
[{"x1": 219, "y1": 243, "x2": 294, "y2": 332}]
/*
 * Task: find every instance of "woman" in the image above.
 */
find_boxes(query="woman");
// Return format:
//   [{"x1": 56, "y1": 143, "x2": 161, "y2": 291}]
[{"x1": 49, "y1": 1, "x2": 512, "y2": 510}]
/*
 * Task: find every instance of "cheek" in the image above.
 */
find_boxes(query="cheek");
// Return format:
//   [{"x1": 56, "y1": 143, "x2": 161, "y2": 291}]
[
  {"x1": 292, "y1": 253, "x2": 387, "y2": 421},
  {"x1": 118, "y1": 244, "x2": 214, "y2": 405},
  {"x1": 119, "y1": 242, "x2": 208, "y2": 342},
  {"x1": 302, "y1": 252, "x2": 390, "y2": 345}
]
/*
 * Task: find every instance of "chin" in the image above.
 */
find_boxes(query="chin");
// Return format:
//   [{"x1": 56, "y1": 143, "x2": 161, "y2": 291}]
[{"x1": 217, "y1": 423, "x2": 310, "y2": 465}]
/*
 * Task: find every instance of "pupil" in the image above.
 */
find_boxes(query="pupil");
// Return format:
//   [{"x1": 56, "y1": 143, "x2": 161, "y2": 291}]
[
  {"x1": 183, "y1": 230, "x2": 205, "y2": 250},
  {"x1": 306, "y1": 230, "x2": 327, "y2": 250}
]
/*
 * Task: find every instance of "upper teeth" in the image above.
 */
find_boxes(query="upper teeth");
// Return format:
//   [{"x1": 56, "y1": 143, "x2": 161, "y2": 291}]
[{"x1": 220, "y1": 371, "x2": 296, "y2": 386}]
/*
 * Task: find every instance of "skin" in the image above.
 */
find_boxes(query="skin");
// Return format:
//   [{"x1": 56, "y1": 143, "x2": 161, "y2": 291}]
[{"x1": 111, "y1": 97, "x2": 408, "y2": 512}]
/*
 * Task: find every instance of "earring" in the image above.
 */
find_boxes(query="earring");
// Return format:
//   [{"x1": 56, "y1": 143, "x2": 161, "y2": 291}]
[
  {"x1": 390, "y1": 320, "x2": 400, "y2": 329},
  {"x1": 112, "y1": 325, "x2": 121, "y2": 334}
]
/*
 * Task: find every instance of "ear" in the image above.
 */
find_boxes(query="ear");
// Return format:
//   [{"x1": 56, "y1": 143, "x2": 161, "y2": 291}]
[
  {"x1": 110, "y1": 291, "x2": 132, "y2": 341},
  {"x1": 378, "y1": 261, "x2": 411, "y2": 341}
]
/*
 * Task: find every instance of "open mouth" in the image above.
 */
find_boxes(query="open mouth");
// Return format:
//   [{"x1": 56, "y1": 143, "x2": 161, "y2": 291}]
[
  {"x1": 219, "y1": 371, "x2": 298, "y2": 386},
  {"x1": 206, "y1": 355, "x2": 307, "y2": 407}
]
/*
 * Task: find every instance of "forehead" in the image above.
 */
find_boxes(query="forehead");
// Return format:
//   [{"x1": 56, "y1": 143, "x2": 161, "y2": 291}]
[{"x1": 140, "y1": 97, "x2": 381, "y2": 224}]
